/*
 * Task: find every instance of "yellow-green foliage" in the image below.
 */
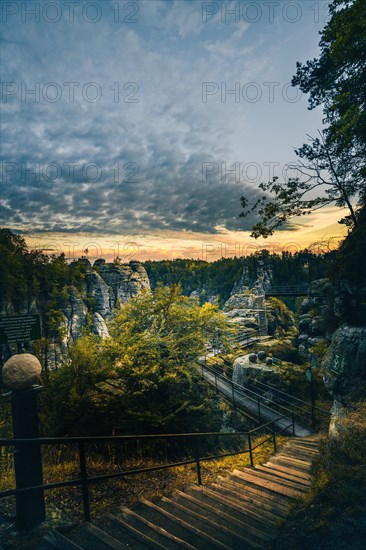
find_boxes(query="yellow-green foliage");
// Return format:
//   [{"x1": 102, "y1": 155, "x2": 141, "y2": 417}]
[
  {"x1": 40, "y1": 285, "x2": 233, "y2": 436},
  {"x1": 267, "y1": 297, "x2": 295, "y2": 336}
]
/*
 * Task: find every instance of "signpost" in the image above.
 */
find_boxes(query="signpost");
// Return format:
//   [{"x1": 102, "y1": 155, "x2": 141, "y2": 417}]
[{"x1": 0, "y1": 314, "x2": 41, "y2": 345}]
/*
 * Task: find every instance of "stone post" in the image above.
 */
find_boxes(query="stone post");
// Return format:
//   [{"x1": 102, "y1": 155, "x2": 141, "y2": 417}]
[{"x1": 2, "y1": 353, "x2": 46, "y2": 530}]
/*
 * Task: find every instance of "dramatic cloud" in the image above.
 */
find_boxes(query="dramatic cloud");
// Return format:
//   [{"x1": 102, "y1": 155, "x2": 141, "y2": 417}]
[{"x1": 1, "y1": 0, "x2": 327, "y2": 236}]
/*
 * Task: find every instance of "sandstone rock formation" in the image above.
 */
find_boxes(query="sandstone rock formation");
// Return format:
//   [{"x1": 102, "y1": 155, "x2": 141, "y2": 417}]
[
  {"x1": 323, "y1": 325, "x2": 366, "y2": 405},
  {"x1": 0, "y1": 259, "x2": 150, "y2": 369},
  {"x1": 297, "y1": 278, "x2": 331, "y2": 364},
  {"x1": 233, "y1": 352, "x2": 281, "y2": 387},
  {"x1": 92, "y1": 312, "x2": 110, "y2": 339}
]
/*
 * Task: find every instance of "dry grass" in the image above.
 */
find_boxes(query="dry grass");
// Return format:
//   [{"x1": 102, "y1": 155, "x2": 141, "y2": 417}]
[
  {"x1": 273, "y1": 402, "x2": 366, "y2": 549},
  {"x1": 0, "y1": 434, "x2": 287, "y2": 549}
]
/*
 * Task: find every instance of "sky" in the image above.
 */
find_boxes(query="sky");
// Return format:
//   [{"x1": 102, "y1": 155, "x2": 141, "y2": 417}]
[{"x1": 0, "y1": 0, "x2": 347, "y2": 260}]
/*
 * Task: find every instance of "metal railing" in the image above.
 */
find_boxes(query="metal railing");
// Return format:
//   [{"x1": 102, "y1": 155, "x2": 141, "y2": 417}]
[
  {"x1": 0, "y1": 416, "x2": 293, "y2": 524},
  {"x1": 198, "y1": 360, "x2": 330, "y2": 432}
]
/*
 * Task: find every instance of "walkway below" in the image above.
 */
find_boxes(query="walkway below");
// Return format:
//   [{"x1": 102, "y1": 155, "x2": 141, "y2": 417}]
[
  {"x1": 201, "y1": 367, "x2": 312, "y2": 438},
  {"x1": 45, "y1": 435, "x2": 321, "y2": 549}
]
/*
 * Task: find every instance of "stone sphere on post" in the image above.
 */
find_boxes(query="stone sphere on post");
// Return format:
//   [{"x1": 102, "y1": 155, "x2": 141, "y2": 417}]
[{"x1": 2, "y1": 353, "x2": 42, "y2": 391}]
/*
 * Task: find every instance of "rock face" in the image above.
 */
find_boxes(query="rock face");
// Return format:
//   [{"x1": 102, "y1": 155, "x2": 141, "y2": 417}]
[
  {"x1": 189, "y1": 289, "x2": 218, "y2": 304},
  {"x1": 224, "y1": 265, "x2": 272, "y2": 335},
  {"x1": 323, "y1": 325, "x2": 366, "y2": 405},
  {"x1": 2, "y1": 353, "x2": 42, "y2": 390},
  {"x1": 94, "y1": 261, "x2": 150, "y2": 309},
  {"x1": 92, "y1": 313, "x2": 110, "y2": 339},
  {"x1": 297, "y1": 278, "x2": 331, "y2": 364},
  {"x1": 62, "y1": 287, "x2": 89, "y2": 341},
  {"x1": 85, "y1": 271, "x2": 113, "y2": 317},
  {"x1": 0, "y1": 259, "x2": 150, "y2": 369}
]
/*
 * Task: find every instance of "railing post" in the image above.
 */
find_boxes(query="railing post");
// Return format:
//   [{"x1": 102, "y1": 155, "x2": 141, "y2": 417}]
[
  {"x1": 78, "y1": 441, "x2": 91, "y2": 522},
  {"x1": 257, "y1": 396, "x2": 261, "y2": 422},
  {"x1": 248, "y1": 432, "x2": 254, "y2": 468},
  {"x1": 10, "y1": 386, "x2": 46, "y2": 531},
  {"x1": 292, "y1": 412, "x2": 296, "y2": 436},
  {"x1": 272, "y1": 422, "x2": 277, "y2": 453},
  {"x1": 194, "y1": 440, "x2": 202, "y2": 485}
]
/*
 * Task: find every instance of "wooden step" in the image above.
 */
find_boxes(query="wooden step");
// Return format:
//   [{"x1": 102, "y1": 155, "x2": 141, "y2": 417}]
[
  {"x1": 230, "y1": 470, "x2": 304, "y2": 499},
  {"x1": 212, "y1": 478, "x2": 288, "y2": 516},
  {"x1": 288, "y1": 437, "x2": 319, "y2": 451},
  {"x1": 271, "y1": 453, "x2": 313, "y2": 466},
  {"x1": 138, "y1": 498, "x2": 231, "y2": 550},
  {"x1": 284, "y1": 449, "x2": 319, "y2": 460},
  {"x1": 283, "y1": 445, "x2": 319, "y2": 457},
  {"x1": 105, "y1": 514, "x2": 161, "y2": 549},
  {"x1": 158, "y1": 496, "x2": 259, "y2": 549},
  {"x1": 178, "y1": 491, "x2": 275, "y2": 532},
  {"x1": 175, "y1": 490, "x2": 277, "y2": 539},
  {"x1": 45, "y1": 530, "x2": 84, "y2": 550},
  {"x1": 216, "y1": 475, "x2": 290, "y2": 507},
  {"x1": 285, "y1": 438, "x2": 319, "y2": 452},
  {"x1": 187, "y1": 484, "x2": 284, "y2": 524},
  {"x1": 295, "y1": 435, "x2": 321, "y2": 443},
  {"x1": 211, "y1": 482, "x2": 288, "y2": 520},
  {"x1": 69, "y1": 522, "x2": 130, "y2": 550},
  {"x1": 243, "y1": 467, "x2": 308, "y2": 493},
  {"x1": 120, "y1": 505, "x2": 191, "y2": 549},
  {"x1": 280, "y1": 451, "x2": 314, "y2": 462},
  {"x1": 271, "y1": 456, "x2": 313, "y2": 472},
  {"x1": 264, "y1": 461, "x2": 311, "y2": 482},
  {"x1": 254, "y1": 465, "x2": 311, "y2": 487}
]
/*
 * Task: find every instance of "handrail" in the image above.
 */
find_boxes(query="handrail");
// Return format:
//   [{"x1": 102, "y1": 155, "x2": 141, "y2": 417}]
[
  {"x1": 198, "y1": 360, "x2": 328, "y2": 430},
  {"x1": 200, "y1": 361, "x2": 304, "y2": 414},
  {"x1": 0, "y1": 413, "x2": 292, "y2": 523},
  {"x1": 242, "y1": 376, "x2": 331, "y2": 415},
  {"x1": 0, "y1": 431, "x2": 248, "y2": 445},
  {"x1": 200, "y1": 357, "x2": 330, "y2": 417}
]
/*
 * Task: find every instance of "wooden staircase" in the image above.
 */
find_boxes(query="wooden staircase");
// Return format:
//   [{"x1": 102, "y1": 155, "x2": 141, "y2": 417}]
[{"x1": 45, "y1": 435, "x2": 321, "y2": 550}]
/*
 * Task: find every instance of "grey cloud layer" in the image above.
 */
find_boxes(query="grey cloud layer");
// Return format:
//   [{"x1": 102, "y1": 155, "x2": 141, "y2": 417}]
[{"x1": 1, "y1": 1, "x2": 323, "y2": 235}]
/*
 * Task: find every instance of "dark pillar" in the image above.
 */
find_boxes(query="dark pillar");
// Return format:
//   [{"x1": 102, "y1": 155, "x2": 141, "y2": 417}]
[{"x1": 11, "y1": 386, "x2": 45, "y2": 530}]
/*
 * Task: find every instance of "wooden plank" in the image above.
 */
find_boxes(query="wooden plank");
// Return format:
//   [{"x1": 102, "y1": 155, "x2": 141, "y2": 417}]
[
  {"x1": 83, "y1": 522, "x2": 129, "y2": 549},
  {"x1": 140, "y1": 498, "x2": 231, "y2": 550},
  {"x1": 121, "y1": 506, "x2": 194, "y2": 550},
  {"x1": 45, "y1": 530, "x2": 84, "y2": 550},
  {"x1": 108, "y1": 514, "x2": 167, "y2": 550}
]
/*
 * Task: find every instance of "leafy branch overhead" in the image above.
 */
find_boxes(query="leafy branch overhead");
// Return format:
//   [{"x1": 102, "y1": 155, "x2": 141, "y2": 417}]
[{"x1": 240, "y1": 0, "x2": 366, "y2": 238}]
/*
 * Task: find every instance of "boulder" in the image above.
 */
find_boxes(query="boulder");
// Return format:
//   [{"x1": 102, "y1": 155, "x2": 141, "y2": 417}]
[
  {"x1": 233, "y1": 353, "x2": 280, "y2": 387},
  {"x1": 257, "y1": 350, "x2": 267, "y2": 361},
  {"x1": 2, "y1": 353, "x2": 42, "y2": 390}
]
